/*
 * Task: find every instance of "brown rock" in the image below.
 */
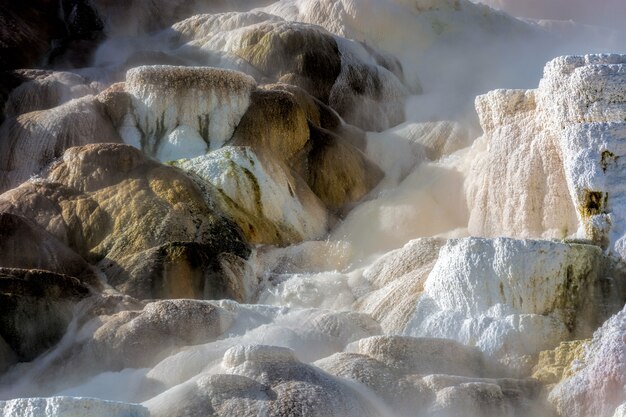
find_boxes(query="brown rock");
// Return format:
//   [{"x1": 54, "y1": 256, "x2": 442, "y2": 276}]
[
  {"x1": 0, "y1": 143, "x2": 250, "y2": 300},
  {"x1": 0, "y1": 268, "x2": 91, "y2": 361},
  {"x1": 232, "y1": 84, "x2": 381, "y2": 212},
  {"x1": 0, "y1": 212, "x2": 99, "y2": 287}
]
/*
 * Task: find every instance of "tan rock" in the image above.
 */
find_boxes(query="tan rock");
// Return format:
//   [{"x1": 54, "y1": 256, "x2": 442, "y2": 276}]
[
  {"x1": 230, "y1": 88, "x2": 310, "y2": 166},
  {"x1": 231, "y1": 83, "x2": 379, "y2": 212},
  {"x1": 305, "y1": 124, "x2": 383, "y2": 211},
  {"x1": 0, "y1": 143, "x2": 250, "y2": 300},
  {"x1": 532, "y1": 339, "x2": 590, "y2": 388},
  {"x1": 80, "y1": 299, "x2": 234, "y2": 370}
]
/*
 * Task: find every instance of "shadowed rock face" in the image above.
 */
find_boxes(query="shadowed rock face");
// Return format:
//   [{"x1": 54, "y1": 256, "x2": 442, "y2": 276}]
[
  {"x1": 0, "y1": 268, "x2": 91, "y2": 362},
  {"x1": 0, "y1": 0, "x2": 104, "y2": 71},
  {"x1": 0, "y1": 143, "x2": 250, "y2": 301},
  {"x1": 101, "y1": 242, "x2": 254, "y2": 301},
  {"x1": 236, "y1": 22, "x2": 342, "y2": 104},
  {"x1": 0, "y1": 212, "x2": 99, "y2": 287},
  {"x1": 305, "y1": 123, "x2": 383, "y2": 211},
  {"x1": 231, "y1": 88, "x2": 311, "y2": 166}
]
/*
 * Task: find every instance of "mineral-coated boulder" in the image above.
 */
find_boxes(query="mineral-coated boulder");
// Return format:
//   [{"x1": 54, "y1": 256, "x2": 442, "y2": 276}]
[
  {"x1": 146, "y1": 344, "x2": 386, "y2": 417},
  {"x1": 316, "y1": 335, "x2": 548, "y2": 417},
  {"x1": 0, "y1": 143, "x2": 250, "y2": 301},
  {"x1": 174, "y1": 146, "x2": 329, "y2": 245},
  {"x1": 405, "y1": 237, "x2": 626, "y2": 373},
  {"x1": 122, "y1": 65, "x2": 256, "y2": 159},
  {"x1": 467, "y1": 55, "x2": 626, "y2": 255}
]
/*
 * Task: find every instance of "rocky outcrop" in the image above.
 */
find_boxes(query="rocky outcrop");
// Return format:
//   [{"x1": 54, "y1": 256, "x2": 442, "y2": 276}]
[
  {"x1": 119, "y1": 65, "x2": 382, "y2": 213},
  {"x1": 316, "y1": 335, "x2": 550, "y2": 417},
  {"x1": 169, "y1": 13, "x2": 408, "y2": 131},
  {"x1": 230, "y1": 83, "x2": 381, "y2": 212},
  {"x1": 467, "y1": 55, "x2": 626, "y2": 254},
  {"x1": 122, "y1": 66, "x2": 256, "y2": 160},
  {"x1": 0, "y1": 143, "x2": 250, "y2": 301},
  {"x1": 404, "y1": 237, "x2": 626, "y2": 374},
  {"x1": 174, "y1": 146, "x2": 329, "y2": 245},
  {"x1": 0, "y1": 95, "x2": 121, "y2": 193},
  {"x1": 229, "y1": 87, "x2": 312, "y2": 166},
  {"x1": 146, "y1": 344, "x2": 385, "y2": 417}
]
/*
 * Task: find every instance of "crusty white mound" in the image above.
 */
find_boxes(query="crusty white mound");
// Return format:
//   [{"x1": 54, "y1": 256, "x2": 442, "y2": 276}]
[
  {"x1": 0, "y1": 397, "x2": 148, "y2": 417},
  {"x1": 122, "y1": 65, "x2": 256, "y2": 160},
  {"x1": 467, "y1": 54, "x2": 626, "y2": 255},
  {"x1": 405, "y1": 237, "x2": 626, "y2": 373}
]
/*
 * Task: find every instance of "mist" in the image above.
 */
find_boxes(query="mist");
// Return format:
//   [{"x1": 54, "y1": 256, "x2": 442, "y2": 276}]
[{"x1": 1, "y1": 0, "x2": 626, "y2": 417}]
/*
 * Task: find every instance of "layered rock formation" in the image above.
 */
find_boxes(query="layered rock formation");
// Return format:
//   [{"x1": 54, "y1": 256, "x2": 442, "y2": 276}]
[
  {"x1": 168, "y1": 13, "x2": 409, "y2": 131},
  {"x1": 405, "y1": 237, "x2": 626, "y2": 373},
  {"x1": 1, "y1": 1, "x2": 625, "y2": 416},
  {"x1": 122, "y1": 66, "x2": 256, "y2": 159},
  {"x1": 467, "y1": 55, "x2": 626, "y2": 254},
  {"x1": 146, "y1": 345, "x2": 384, "y2": 417},
  {"x1": 0, "y1": 96, "x2": 121, "y2": 193}
]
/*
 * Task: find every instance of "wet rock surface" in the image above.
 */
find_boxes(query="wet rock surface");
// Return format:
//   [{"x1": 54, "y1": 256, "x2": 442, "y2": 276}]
[{"x1": 0, "y1": 1, "x2": 625, "y2": 417}]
